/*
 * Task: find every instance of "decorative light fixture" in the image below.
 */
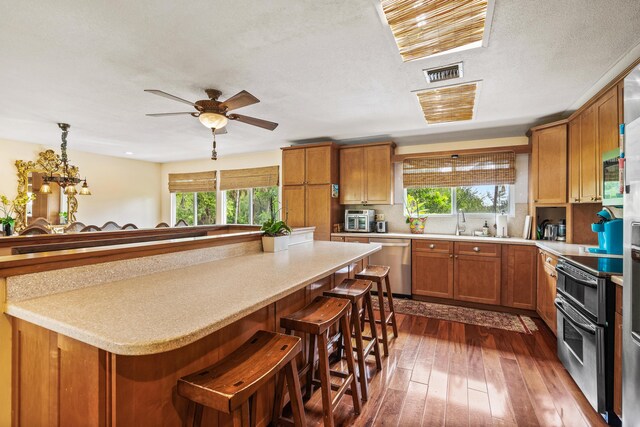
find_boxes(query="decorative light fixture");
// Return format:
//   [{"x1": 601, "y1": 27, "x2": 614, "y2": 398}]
[
  {"x1": 198, "y1": 112, "x2": 229, "y2": 129},
  {"x1": 40, "y1": 123, "x2": 92, "y2": 196}
]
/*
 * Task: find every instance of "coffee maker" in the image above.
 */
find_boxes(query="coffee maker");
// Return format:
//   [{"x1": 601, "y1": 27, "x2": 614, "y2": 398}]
[
  {"x1": 375, "y1": 213, "x2": 387, "y2": 233},
  {"x1": 588, "y1": 208, "x2": 623, "y2": 255}
]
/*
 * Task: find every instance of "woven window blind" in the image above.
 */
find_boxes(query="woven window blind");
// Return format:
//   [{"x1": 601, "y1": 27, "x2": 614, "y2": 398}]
[
  {"x1": 403, "y1": 152, "x2": 515, "y2": 188},
  {"x1": 168, "y1": 171, "x2": 216, "y2": 193},
  {"x1": 382, "y1": 0, "x2": 488, "y2": 62},
  {"x1": 219, "y1": 166, "x2": 279, "y2": 191}
]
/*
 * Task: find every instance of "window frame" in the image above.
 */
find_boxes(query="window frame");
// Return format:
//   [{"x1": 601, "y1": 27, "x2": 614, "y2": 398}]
[
  {"x1": 171, "y1": 191, "x2": 217, "y2": 226},
  {"x1": 403, "y1": 185, "x2": 514, "y2": 217}
]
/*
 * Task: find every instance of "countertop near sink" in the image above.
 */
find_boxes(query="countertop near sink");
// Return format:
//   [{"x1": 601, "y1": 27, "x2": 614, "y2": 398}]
[{"x1": 331, "y1": 232, "x2": 617, "y2": 258}]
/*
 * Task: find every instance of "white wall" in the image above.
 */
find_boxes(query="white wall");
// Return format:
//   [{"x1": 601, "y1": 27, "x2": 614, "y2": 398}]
[
  {"x1": 159, "y1": 149, "x2": 282, "y2": 224},
  {"x1": 0, "y1": 139, "x2": 162, "y2": 228}
]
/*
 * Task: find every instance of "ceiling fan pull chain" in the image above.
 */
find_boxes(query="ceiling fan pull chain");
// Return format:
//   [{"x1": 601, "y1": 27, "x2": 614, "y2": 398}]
[{"x1": 211, "y1": 128, "x2": 217, "y2": 161}]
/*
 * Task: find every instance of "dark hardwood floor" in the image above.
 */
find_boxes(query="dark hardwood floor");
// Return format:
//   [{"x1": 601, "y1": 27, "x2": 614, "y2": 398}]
[{"x1": 302, "y1": 313, "x2": 607, "y2": 426}]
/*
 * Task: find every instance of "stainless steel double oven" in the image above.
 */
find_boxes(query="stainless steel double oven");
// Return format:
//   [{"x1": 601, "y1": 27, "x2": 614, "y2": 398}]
[{"x1": 555, "y1": 256, "x2": 620, "y2": 424}]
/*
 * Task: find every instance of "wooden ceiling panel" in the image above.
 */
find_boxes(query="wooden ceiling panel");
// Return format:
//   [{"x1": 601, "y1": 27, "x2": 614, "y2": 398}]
[
  {"x1": 417, "y1": 82, "x2": 478, "y2": 124},
  {"x1": 382, "y1": 0, "x2": 488, "y2": 62}
]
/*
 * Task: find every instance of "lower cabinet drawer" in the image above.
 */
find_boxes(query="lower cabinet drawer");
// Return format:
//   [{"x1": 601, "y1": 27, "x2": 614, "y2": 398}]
[
  {"x1": 413, "y1": 239, "x2": 453, "y2": 254},
  {"x1": 455, "y1": 242, "x2": 500, "y2": 257}
]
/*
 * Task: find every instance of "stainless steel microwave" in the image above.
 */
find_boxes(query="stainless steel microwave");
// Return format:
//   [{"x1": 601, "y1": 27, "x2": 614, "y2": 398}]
[
  {"x1": 344, "y1": 209, "x2": 375, "y2": 233},
  {"x1": 603, "y1": 149, "x2": 623, "y2": 206}
]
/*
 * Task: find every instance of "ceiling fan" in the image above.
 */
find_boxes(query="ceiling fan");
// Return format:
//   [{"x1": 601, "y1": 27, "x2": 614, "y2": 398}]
[{"x1": 144, "y1": 88, "x2": 278, "y2": 159}]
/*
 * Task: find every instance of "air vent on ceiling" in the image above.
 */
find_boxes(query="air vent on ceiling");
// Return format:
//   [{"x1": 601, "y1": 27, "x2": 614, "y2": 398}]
[{"x1": 424, "y1": 63, "x2": 463, "y2": 84}]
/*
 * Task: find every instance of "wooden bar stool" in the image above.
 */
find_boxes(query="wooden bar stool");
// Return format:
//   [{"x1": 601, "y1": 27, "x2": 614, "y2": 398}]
[
  {"x1": 178, "y1": 330, "x2": 306, "y2": 427},
  {"x1": 355, "y1": 265, "x2": 398, "y2": 357},
  {"x1": 277, "y1": 296, "x2": 361, "y2": 427},
  {"x1": 323, "y1": 279, "x2": 382, "y2": 402}
]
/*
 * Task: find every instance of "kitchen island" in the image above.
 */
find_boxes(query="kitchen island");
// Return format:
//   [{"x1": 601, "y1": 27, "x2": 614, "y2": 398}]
[{"x1": 2, "y1": 233, "x2": 379, "y2": 426}]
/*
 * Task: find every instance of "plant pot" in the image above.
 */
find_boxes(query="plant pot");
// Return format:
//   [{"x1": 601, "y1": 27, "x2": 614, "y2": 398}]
[
  {"x1": 2, "y1": 222, "x2": 13, "y2": 237},
  {"x1": 408, "y1": 217, "x2": 427, "y2": 234},
  {"x1": 262, "y1": 235, "x2": 290, "y2": 252}
]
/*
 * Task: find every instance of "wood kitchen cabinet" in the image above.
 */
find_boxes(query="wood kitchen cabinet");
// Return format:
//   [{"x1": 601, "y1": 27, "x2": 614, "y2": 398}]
[
  {"x1": 536, "y1": 249, "x2": 558, "y2": 334},
  {"x1": 412, "y1": 240, "x2": 454, "y2": 299},
  {"x1": 281, "y1": 142, "x2": 341, "y2": 241},
  {"x1": 568, "y1": 87, "x2": 620, "y2": 203},
  {"x1": 530, "y1": 123, "x2": 568, "y2": 204},
  {"x1": 282, "y1": 143, "x2": 336, "y2": 185},
  {"x1": 454, "y1": 242, "x2": 501, "y2": 305},
  {"x1": 501, "y1": 245, "x2": 537, "y2": 310},
  {"x1": 339, "y1": 142, "x2": 395, "y2": 205}
]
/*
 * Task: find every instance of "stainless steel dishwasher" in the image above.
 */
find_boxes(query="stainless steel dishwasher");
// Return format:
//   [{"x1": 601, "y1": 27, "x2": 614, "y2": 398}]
[{"x1": 368, "y1": 238, "x2": 412, "y2": 297}]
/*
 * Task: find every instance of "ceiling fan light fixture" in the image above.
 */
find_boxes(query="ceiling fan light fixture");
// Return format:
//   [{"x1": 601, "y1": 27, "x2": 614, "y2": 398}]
[{"x1": 198, "y1": 112, "x2": 228, "y2": 129}]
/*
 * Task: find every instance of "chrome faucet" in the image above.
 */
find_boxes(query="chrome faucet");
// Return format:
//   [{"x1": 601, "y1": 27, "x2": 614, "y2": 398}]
[{"x1": 455, "y1": 209, "x2": 466, "y2": 236}]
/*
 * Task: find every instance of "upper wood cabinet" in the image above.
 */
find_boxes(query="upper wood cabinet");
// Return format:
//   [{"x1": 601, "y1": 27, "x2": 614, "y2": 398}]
[
  {"x1": 567, "y1": 87, "x2": 620, "y2": 203},
  {"x1": 339, "y1": 142, "x2": 395, "y2": 205},
  {"x1": 282, "y1": 142, "x2": 338, "y2": 186},
  {"x1": 501, "y1": 245, "x2": 537, "y2": 310},
  {"x1": 281, "y1": 142, "x2": 341, "y2": 241},
  {"x1": 530, "y1": 123, "x2": 567, "y2": 204},
  {"x1": 580, "y1": 105, "x2": 598, "y2": 201}
]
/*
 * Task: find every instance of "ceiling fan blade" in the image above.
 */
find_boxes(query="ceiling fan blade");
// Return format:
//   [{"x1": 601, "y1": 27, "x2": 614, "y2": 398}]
[
  {"x1": 214, "y1": 127, "x2": 227, "y2": 135},
  {"x1": 145, "y1": 112, "x2": 196, "y2": 117},
  {"x1": 229, "y1": 114, "x2": 278, "y2": 130},
  {"x1": 144, "y1": 90, "x2": 200, "y2": 108},
  {"x1": 221, "y1": 90, "x2": 260, "y2": 111}
]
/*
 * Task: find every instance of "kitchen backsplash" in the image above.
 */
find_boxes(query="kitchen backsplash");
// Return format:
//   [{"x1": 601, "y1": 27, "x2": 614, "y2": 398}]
[{"x1": 346, "y1": 203, "x2": 529, "y2": 238}]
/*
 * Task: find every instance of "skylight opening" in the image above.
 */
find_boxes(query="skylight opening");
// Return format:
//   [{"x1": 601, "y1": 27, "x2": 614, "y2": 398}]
[{"x1": 382, "y1": 0, "x2": 489, "y2": 62}]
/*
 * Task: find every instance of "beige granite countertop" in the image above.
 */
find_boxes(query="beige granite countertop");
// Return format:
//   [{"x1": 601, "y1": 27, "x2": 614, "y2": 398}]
[
  {"x1": 612, "y1": 275, "x2": 623, "y2": 286},
  {"x1": 6, "y1": 241, "x2": 380, "y2": 356},
  {"x1": 332, "y1": 231, "x2": 534, "y2": 245},
  {"x1": 331, "y1": 232, "x2": 620, "y2": 258}
]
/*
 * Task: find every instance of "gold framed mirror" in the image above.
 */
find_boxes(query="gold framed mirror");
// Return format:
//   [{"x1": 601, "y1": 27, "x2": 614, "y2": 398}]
[{"x1": 14, "y1": 150, "x2": 80, "y2": 232}]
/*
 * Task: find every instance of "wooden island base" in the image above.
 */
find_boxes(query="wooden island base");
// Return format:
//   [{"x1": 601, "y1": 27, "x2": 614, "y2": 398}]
[{"x1": 12, "y1": 272, "x2": 353, "y2": 427}]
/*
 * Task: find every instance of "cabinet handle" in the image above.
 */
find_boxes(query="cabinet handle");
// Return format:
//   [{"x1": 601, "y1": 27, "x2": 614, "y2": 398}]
[
  {"x1": 473, "y1": 246, "x2": 480, "y2": 252},
  {"x1": 455, "y1": 255, "x2": 459, "y2": 259},
  {"x1": 546, "y1": 257, "x2": 552, "y2": 263},
  {"x1": 534, "y1": 200, "x2": 538, "y2": 203},
  {"x1": 429, "y1": 244, "x2": 435, "y2": 249},
  {"x1": 550, "y1": 273, "x2": 557, "y2": 278},
  {"x1": 449, "y1": 254, "x2": 453, "y2": 258},
  {"x1": 574, "y1": 198, "x2": 580, "y2": 202}
]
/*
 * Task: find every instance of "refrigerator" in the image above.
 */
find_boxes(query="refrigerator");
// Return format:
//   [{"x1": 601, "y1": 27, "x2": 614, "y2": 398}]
[{"x1": 623, "y1": 65, "x2": 640, "y2": 425}]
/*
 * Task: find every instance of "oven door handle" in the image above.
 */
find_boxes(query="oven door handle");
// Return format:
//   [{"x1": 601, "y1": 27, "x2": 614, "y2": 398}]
[
  {"x1": 554, "y1": 298, "x2": 596, "y2": 335},
  {"x1": 555, "y1": 265, "x2": 598, "y2": 288}
]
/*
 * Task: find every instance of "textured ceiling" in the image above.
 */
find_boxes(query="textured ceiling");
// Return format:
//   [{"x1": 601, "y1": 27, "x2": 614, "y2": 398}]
[{"x1": 1, "y1": 0, "x2": 640, "y2": 162}]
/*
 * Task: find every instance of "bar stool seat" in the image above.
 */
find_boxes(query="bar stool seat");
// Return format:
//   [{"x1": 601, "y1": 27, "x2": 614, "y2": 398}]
[
  {"x1": 324, "y1": 279, "x2": 382, "y2": 401},
  {"x1": 277, "y1": 296, "x2": 361, "y2": 427},
  {"x1": 354, "y1": 265, "x2": 390, "y2": 281},
  {"x1": 280, "y1": 296, "x2": 349, "y2": 336},
  {"x1": 178, "y1": 330, "x2": 305, "y2": 427},
  {"x1": 356, "y1": 264, "x2": 398, "y2": 357}
]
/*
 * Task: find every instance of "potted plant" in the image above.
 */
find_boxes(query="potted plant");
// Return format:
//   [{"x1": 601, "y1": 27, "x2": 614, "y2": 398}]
[
  {"x1": 405, "y1": 193, "x2": 427, "y2": 234},
  {"x1": 1, "y1": 194, "x2": 34, "y2": 236},
  {"x1": 59, "y1": 211, "x2": 68, "y2": 225},
  {"x1": 260, "y1": 197, "x2": 292, "y2": 252}
]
